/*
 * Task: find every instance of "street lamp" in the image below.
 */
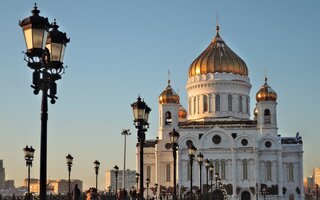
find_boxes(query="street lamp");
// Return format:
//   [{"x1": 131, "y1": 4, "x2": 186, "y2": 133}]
[
  {"x1": 121, "y1": 129, "x2": 130, "y2": 191},
  {"x1": 262, "y1": 187, "x2": 267, "y2": 200},
  {"x1": 215, "y1": 173, "x2": 219, "y2": 190},
  {"x1": 197, "y1": 153, "x2": 204, "y2": 195},
  {"x1": 66, "y1": 154, "x2": 73, "y2": 200},
  {"x1": 23, "y1": 145, "x2": 35, "y2": 200},
  {"x1": 131, "y1": 96, "x2": 151, "y2": 200},
  {"x1": 114, "y1": 165, "x2": 119, "y2": 195},
  {"x1": 204, "y1": 159, "x2": 210, "y2": 193},
  {"x1": 19, "y1": 4, "x2": 70, "y2": 200},
  {"x1": 146, "y1": 178, "x2": 150, "y2": 200},
  {"x1": 169, "y1": 128, "x2": 180, "y2": 200},
  {"x1": 94, "y1": 160, "x2": 100, "y2": 190},
  {"x1": 135, "y1": 173, "x2": 140, "y2": 191},
  {"x1": 188, "y1": 144, "x2": 197, "y2": 194},
  {"x1": 209, "y1": 163, "x2": 214, "y2": 192}
]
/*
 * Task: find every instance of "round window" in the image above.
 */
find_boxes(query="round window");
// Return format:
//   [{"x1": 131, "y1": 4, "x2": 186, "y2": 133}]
[
  {"x1": 165, "y1": 143, "x2": 171, "y2": 149},
  {"x1": 265, "y1": 141, "x2": 272, "y2": 148},
  {"x1": 212, "y1": 135, "x2": 222, "y2": 144},
  {"x1": 241, "y1": 139, "x2": 248, "y2": 146}
]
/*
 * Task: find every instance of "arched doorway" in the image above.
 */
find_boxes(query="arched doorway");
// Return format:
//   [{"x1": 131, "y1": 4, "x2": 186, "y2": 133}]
[
  {"x1": 241, "y1": 191, "x2": 251, "y2": 200},
  {"x1": 212, "y1": 189, "x2": 224, "y2": 200}
]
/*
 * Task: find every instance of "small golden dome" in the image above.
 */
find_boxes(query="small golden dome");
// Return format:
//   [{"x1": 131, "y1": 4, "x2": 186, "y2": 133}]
[
  {"x1": 256, "y1": 78, "x2": 277, "y2": 102},
  {"x1": 188, "y1": 25, "x2": 248, "y2": 77},
  {"x1": 159, "y1": 80, "x2": 180, "y2": 104},
  {"x1": 178, "y1": 104, "x2": 188, "y2": 119}
]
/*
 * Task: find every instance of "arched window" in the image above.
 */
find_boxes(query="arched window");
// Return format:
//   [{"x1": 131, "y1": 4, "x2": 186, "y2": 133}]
[
  {"x1": 266, "y1": 161, "x2": 272, "y2": 181},
  {"x1": 147, "y1": 166, "x2": 151, "y2": 181},
  {"x1": 243, "y1": 160, "x2": 248, "y2": 180},
  {"x1": 264, "y1": 109, "x2": 271, "y2": 124},
  {"x1": 166, "y1": 164, "x2": 171, "y2": 182},
  {"x1": 215, "y1": 95, "x2": 220, "y2": 112},
  {"x1": 189, "y1": 98, "x2": 192, "y2": 114},
  {"x1": 193, "y1": 97, "x2": 196, "y2": 114},
  {"x1": 239, "y1": 96, "x2": 243, "y2": 113},
  {"x1": 288, "y1": 163, "x2": 294, "y2": 182},
  {"x1": 228, "y1": 95, "x2": 232, "y2": 111},
  {"x1": 187, "y1": 161, "x2": 191, "y2": 180},
  {"x1": 165, "y1": 111, "x2": 172, "y2": 125},
  {"x1": 221, "y1": 160, "x2": 226, "y2": 180},
  {"x1": 215, "y1": 160, "x2": 220, "y2": 175},
  {"x1": 203, "y1": 95, "x2": 208, "y2": 112},
  {"x1": 246, "y1": 97, "x2": 250, "y2": 114}
]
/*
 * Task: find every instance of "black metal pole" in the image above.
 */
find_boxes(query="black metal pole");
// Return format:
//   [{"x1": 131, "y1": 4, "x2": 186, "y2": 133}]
[
  {"x1": 147, "y1": 183, "x2": 149, "y2": 200},
  {"x1": 215, "y1": 177, "x2": 217, "y2": 190},
  {"x1": 173, "y1": 147, "x2": 177, "y2": 200},
  {"x1": 139, "y1": 129, "x2": 145, "y2": 200},
  {"x1": 116, "y1": 173, "x2": 118, "y2": 195},
  {"x1": 96, "y1": 172, "x2": 98, "y2": 190},
  {"x1": 199, "y1": 164, "x2": 202, "y2": 200},
  {"x1": 68, "y1": 166, "x2": 71, "y2": 200},
  {"x1": 190, "y1": 158, "x2": 193, "y2": 194},
  {"x1": 206, "y1": 168, "x2": 208, "y2": 193},
  {"x1": 40, "y1": 85, "x2": 48, "y2": 200},
  {"x1": 28, "y1": 164, "x2": 31, "y2": 200}
]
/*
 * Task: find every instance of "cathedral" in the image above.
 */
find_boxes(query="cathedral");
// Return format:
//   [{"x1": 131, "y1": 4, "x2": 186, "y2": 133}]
[{"x1": 136, "y1": 24, "x2": 304, "y2": 200}]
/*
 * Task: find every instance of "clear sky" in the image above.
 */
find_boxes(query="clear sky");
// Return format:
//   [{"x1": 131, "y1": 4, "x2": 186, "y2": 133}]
[{"x1": 0, "y1": 0, "x2": 319, "y2": 191}]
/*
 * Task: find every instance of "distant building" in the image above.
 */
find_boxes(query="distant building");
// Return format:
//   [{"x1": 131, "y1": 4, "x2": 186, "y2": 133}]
[
  {"x1": 303, "y1": 176, "x2": 313, "y2": 193},
  {"x1": 26, "y1": 178, "x2": 83, "y2": 194},
  {"x1": 106, "y1": 169, "x2": 136, "y2": 192},
  {"x1": 0, "y1": 160, "x2": 5, "y2": 189},
  {"x1": 313, "y1": 168, "x2": 320, "y2": 186},
  {"x1": 4, "y1": 180, "x2": 14, "y2": 189}
]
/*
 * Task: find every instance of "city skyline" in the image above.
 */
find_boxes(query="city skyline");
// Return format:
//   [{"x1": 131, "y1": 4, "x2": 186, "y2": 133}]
[{"x1": 0, "y1": 1, "x2": 319, "y2": 190}]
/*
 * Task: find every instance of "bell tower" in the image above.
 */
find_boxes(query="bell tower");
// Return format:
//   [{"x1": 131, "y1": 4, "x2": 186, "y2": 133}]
[
  {"x1": 158, "y1": 79, "x2": 179, "y2": 140},
  {"x1": 255, "y1": 77, "x2": 278, "y2": 131}
]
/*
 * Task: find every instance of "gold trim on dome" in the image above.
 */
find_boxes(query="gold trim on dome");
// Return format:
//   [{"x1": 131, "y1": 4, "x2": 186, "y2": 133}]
[{"x1": 188, "y1": 25, "x2": 248, "y2": 78}]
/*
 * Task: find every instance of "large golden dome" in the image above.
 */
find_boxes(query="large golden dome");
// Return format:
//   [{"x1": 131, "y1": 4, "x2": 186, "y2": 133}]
[
  {"x1": 159, "y1": 80, "x2": 180, "y2": 104},
  {"x1": 188, "y1": 26, "x2": 248, "y2": 77},
  {"x1": 256, "y1": 78, "x2": 277, "y2": 102}
]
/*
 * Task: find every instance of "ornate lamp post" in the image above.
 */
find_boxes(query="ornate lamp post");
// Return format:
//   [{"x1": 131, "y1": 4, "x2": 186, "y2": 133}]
[
  {"x1": 215, "y1": 173, "x2": 219, "y2": 190},
  {"x1": 121, "y1": 129, "x2": 130, "y2": 190},
  {"x1": 197, "y1": 153, "x2": 204, "y2": 195},
  {"x1": 23, "y1": 145, "x2": 35, "y2": 200},
  {"x1": 66, "y1": 154, "x2": 73, "y2": 200},
  {"x1": 188, "y1": 144, "x2": 197, "y2": 194},
  {"x1": 114, "y1": 165, "x2": 119, "y2": 195},
  {"x1": 131, "y1": 96, "x2": 151, "y2": 200},
  {"x1": 146, "y1": 178, "x2": 150, "y2": 200},
  {"x1": 135, "y1": 173, "x2": 140, "y2": 191},
  {"x1": 94, "y1": 160, "x2": 100, "y2": 190},
  {"x1": 19, "y1": 4, "x2": 70, "y2": 200},
  {"x1": 209, "y1": 163, "x2": 214, "y2": 192},
  {"x1": 169, "y1": 128, "x2": 180, "y2": 200},
  {"x1": 204, "y1": 159, "x2": 210, "y2": 193}
]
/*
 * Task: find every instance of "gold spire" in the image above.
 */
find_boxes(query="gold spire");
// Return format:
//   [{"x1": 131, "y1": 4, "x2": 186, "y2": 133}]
[
  {"x1": 216, "y1": 12, "x2": 220, "y2": 34},
  {"x1": 159, "y1": 73, "x2": 179, "y2": 104}
]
